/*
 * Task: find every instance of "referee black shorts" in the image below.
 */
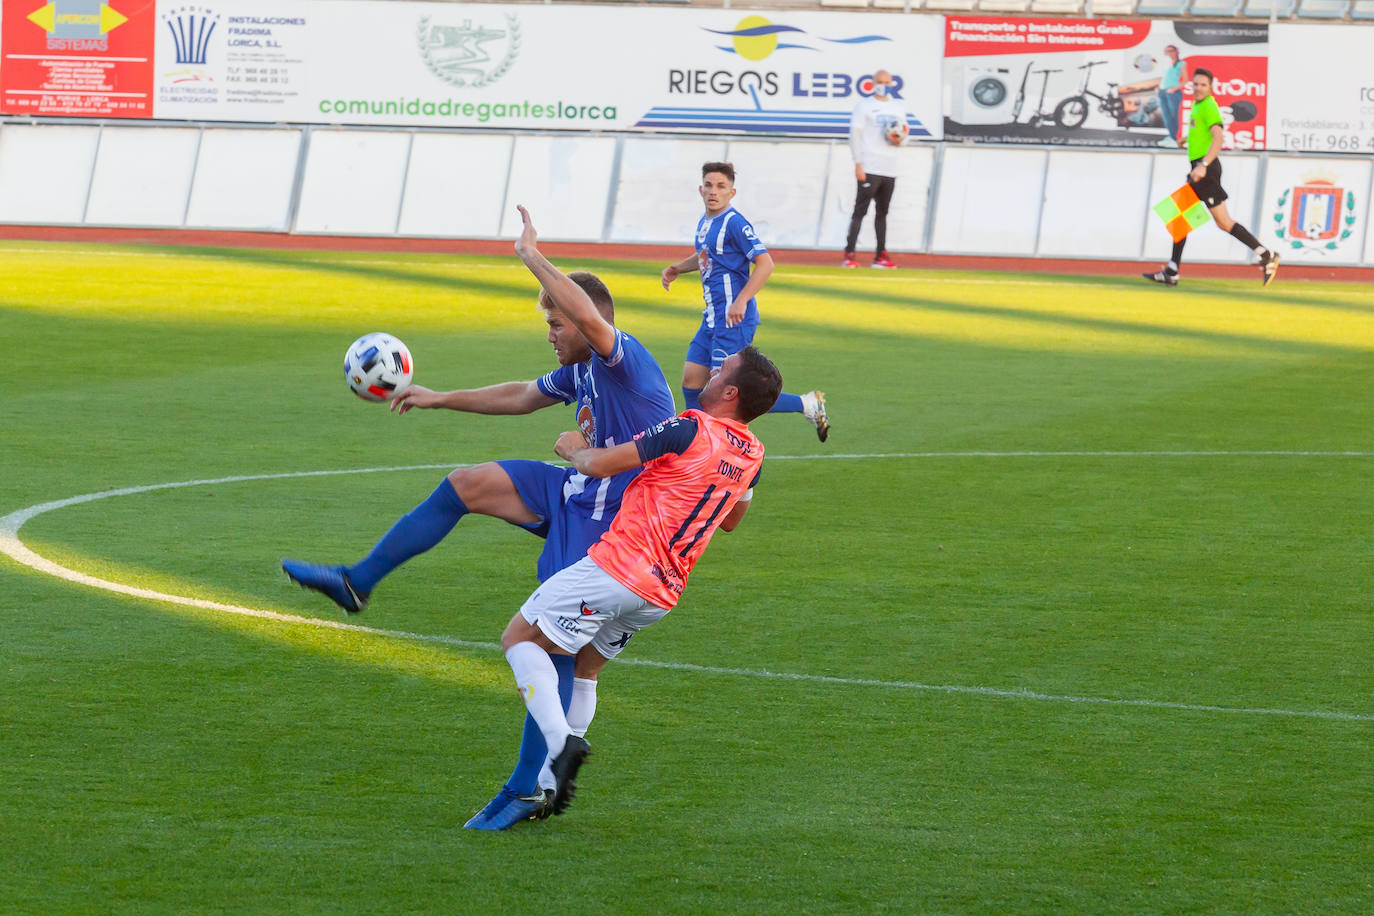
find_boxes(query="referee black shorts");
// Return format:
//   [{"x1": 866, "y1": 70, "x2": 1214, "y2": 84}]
[{"x1": 1187, "y1": 157, "x2": 1227, "y2": 208}]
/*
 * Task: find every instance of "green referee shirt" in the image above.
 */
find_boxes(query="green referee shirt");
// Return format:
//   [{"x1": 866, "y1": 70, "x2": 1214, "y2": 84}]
[{"x1": 1187, "y1": 95, "x2": 1222, "y2": 161}]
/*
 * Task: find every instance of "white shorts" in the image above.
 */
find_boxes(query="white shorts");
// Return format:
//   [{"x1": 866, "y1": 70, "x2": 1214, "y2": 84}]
[{"x1": 519, "y1": 556, "x2": 670, "y2": 659}]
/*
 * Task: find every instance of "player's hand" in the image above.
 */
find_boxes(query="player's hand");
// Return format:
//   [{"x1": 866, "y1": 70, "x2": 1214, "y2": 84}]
[
  {"x1": 515, "y1": 204, "x2": 537, "y2": 255},
  {"x1": 391, "y1": 384, "x2": 437, "y2": 415},
  {"x1": 554, "y1": 430, "x2": 588, "y2": 461},
  {"x1": 661, "y1": 265, "x2": 678, "y2": 291},
  {"x1": 1189, "y1": 164, "x2": 1206, "y2": 182},
  {"x1": 725, "y1": 299, "x2": 747, "y2": 328},
  {"x1": 855, "y1": 164, "x2": 866, "y2": 182}
]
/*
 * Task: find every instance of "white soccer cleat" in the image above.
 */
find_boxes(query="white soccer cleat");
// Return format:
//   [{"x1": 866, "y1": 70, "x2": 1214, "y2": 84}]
[{"x1": 801, "y1": 391, "x2": 830, "y2": 443}]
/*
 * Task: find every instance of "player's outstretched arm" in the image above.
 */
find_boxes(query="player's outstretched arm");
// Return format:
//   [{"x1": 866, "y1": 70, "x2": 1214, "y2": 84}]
[
  {"x1": 661, "y1": 254, "x2": 700, "y2": 291},
  {"x1": 392, "y1": 380, "x2": 558, "y2": 416},
  {"x1": 514, "y1": 205, "x2": 617, "y2": 359},
  {"x1": 554, "y1": 431, "x2": 644, "y2": 478}
]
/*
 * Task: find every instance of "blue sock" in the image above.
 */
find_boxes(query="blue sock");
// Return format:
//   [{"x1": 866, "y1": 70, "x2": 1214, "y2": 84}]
[
  {"x1": 682, "y1": 386, "x2": 702, "y2": 411},
  {"x1": 345, "y1": 479, "x2": 467, "y2": 593},
  {"x1": 769, "y1": 392, "x2": 804, "y2": 414},
  {"x1": 505, "y1": 653, "x2": 575, "y2": 795}
]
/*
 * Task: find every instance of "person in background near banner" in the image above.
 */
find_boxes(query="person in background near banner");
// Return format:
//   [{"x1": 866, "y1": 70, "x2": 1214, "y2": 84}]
[
  {"x1": 843, "y1": 70, "x2": 904, "y2": 270},
  {"x1": 1156, "y1": 45, "x2": 1186, "y2": 149},
  {"x1": 1143, "y1": 68, "x2": 1279, "y2": 288}
]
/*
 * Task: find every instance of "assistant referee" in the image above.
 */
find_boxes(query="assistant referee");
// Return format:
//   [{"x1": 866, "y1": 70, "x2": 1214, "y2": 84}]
[{"x1": 1143, "y1": 67, "x2": 1279, "y2": 288}]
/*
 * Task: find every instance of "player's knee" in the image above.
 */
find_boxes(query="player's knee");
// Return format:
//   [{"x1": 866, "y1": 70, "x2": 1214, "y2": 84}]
[{"x1": 447, "y1": 463, "x2": 501, "y2": 503}]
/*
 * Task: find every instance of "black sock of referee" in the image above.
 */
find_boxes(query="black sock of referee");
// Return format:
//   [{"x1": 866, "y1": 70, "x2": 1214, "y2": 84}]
[
  {"x1": 1167, "y1": 238, "x2": 1186, "y2": 274},
  {"x1": 1228, "y1": 223, "x2": 1267, "y2": 255}
]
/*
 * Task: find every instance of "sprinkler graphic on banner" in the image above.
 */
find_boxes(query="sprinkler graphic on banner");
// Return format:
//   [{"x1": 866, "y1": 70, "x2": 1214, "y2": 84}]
[{"x1": 417, "y1": 14, "x2": 521, "y2": 88}]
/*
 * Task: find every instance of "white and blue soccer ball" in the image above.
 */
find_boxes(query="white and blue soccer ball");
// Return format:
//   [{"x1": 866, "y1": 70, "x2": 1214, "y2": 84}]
[
  {"x1": 344, "y1": 332, "x2": 413, "y2": 402},
  {"x1": 884, "y1": 118, "x2": 910, "y2": 146}
]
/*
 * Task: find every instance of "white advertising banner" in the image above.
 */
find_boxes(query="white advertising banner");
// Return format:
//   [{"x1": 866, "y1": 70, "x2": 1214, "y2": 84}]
[
  {"x1": 1269, "y1": 24, "x2": 1374, "y2": 155},
  {"x1": 145, "y1": 2, "x2": 944, "y2": 138},
  {"x1": 1256, "y1": 156, "x2": 1371, "y2": 266}
]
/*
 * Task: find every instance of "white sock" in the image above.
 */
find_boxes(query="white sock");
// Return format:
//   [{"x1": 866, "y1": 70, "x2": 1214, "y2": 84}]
[
  {"x1": 567, "y1": 677, "x2": 599, "y2": 738},
  {"x1": 539, "y1": 677, "x2": 600, "y2": 791},
  {"x1": 1166, "y1": 260, "x2": 1179, "y2": 273},
  {"x1": 504, "y1": 642, "x2": 570, "y2": 760}
]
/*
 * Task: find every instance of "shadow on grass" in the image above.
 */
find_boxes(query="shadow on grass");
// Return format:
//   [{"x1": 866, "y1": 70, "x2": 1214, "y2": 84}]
[{"x1": 128, "y1": 244, "x2": 1372, "y2": 361}]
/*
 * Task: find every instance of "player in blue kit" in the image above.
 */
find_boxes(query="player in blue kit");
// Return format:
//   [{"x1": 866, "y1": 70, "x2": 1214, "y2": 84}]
[
  {"x1": 282, "y1": 205, "x2": 675, "y2": 830},
  {"x1": 661, "y1": 161, "x2": 831, "y2": 442}
]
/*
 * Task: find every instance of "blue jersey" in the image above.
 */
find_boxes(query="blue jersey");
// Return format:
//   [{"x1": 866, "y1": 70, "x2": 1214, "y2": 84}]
[
  {"x1": 695, "y1": 207, "x2": 768, "y2": 330},
  {"x1": 536, "y1": 328, "x2": 675, "y2": 523}
]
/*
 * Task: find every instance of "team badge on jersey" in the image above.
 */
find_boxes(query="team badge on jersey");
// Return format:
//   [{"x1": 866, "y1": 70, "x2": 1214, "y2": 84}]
[
  {"x1": 577, "y1": 403, "x2": 595, "y2": 445},
  {"x1": 579, "y1": 600, "x2": 597, "y2": 616}
]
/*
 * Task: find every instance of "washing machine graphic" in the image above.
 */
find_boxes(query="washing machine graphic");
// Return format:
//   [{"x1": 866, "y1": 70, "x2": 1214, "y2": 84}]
[{"x1": 946, "y1": 64, "x2": 1016, "y2": 125}]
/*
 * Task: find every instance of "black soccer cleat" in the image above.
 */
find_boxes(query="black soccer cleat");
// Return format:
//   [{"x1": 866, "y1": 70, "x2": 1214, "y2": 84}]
[
  {"x1": 1260, "y1": 251, "x2": 1280, "y2": 287},
  {"x1": 549, "y1": 736, "x2": 590, "y2": 816},
  {"x1": 1142, "y1": 269, "x2": 1179, "y2": 287}
]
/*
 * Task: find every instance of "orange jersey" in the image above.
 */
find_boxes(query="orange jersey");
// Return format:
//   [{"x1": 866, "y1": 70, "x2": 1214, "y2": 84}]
[{"x1": 589, "y1": 409, "x2": 763, "y2": 609}]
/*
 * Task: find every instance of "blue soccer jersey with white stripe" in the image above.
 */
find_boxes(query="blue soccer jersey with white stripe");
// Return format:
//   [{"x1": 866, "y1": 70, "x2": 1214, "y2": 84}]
[
  {"x1": 695, "y1": 207, "x2": 768, "y2": 329},
  {"x1": 536, "y1": 328, "x2": 674, "y2": 521}
]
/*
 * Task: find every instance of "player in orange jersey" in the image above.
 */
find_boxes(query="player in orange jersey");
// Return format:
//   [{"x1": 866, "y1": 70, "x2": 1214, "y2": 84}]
[{"x1": 497, "y1": 345, "x2": 783, "y2": 816}]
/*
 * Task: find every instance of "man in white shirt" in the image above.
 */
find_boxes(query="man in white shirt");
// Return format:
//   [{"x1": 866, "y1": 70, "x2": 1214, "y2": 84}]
[{"x1": 843, "y1": 70, "x2": 906, "y2": 269}]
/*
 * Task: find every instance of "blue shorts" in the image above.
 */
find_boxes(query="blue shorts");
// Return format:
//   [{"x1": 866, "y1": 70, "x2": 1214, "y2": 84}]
[
  {"x1": 685, "y1": 317, "x2": 760, "y2": 371},
  {"x1": 497, "y1": 459, "x2": 613, "y2": 583}
]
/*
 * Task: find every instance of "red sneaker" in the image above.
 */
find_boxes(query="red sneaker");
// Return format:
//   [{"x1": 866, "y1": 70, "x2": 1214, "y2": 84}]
[
  {"x1": 841, "y1": 254, "x2": 859, "y2": 268},
  {"x1": 871, "y1": 254, "x2": 896, "y2": 269}
]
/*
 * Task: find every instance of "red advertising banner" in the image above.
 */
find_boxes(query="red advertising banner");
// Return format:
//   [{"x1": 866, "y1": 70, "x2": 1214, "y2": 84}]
[
  {"x1": 0, "y1": 0, "x2": 156, "y2": 117},
  {"x1": 943, "y1": 18, "x2": 1268, "y2": 150}
]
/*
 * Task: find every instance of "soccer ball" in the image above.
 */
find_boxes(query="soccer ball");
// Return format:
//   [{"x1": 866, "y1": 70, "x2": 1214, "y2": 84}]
[
  {"x1": 344, "y1": 333, "x2": 413, "y2": 402},
  {"x1": 884, "y1": 118, "x2": 910, "y2": 146}
]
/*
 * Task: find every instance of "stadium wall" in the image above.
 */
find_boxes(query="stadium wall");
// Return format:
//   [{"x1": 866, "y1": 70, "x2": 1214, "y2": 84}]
[
  {"x1": 0, "y1": 120, "x2": 1372, "y2": 266},
  {"x1": 1, "y1": 3, "x2": 1371, "y2": 266}
]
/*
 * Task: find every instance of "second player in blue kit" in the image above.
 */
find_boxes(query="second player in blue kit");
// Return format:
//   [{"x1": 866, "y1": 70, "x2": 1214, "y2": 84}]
[{"x1": 661, "y1": 161, "x2": 831, "y2": 442}]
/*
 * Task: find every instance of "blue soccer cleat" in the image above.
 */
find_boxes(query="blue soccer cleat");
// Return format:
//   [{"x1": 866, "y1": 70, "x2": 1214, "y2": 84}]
[
  {"x1": 463, "y1": 788, "x2": 553, "y2": 830},
  {"x1": 281, "y1": 559, "x2": 369, "y2": 614}
]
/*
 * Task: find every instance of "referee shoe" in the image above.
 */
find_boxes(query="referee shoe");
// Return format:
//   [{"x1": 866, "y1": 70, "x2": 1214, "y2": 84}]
[{"x1": 1259, "y1": 250, "x2": 1280, "y2": 287}]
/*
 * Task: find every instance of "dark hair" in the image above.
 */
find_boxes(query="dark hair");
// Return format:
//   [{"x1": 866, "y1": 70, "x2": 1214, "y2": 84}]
[
  {"x1": 730, "y1": 346, "x2": 783, "y2": 422},
  {"x1": 702, "y1": 161, "x2": 736, "y2": 185},
  {"x1": 538, "y1": 270, "x2": 614, "y2": 322},
  {"x1": 1193, "y1": 67, "x2": 1214, "y2": 84}
]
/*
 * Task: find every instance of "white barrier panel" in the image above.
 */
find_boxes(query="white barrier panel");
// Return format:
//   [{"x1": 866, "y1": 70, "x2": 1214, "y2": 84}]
[
  {"x1": 186, "y1": 129, "x2": 303, "y2": 232},
  {"x1": 1142, "y1": 153, "x2": 1260, "y2": 265},
  {"x1": 931, "y1": 147, "x2": 1046, "y2": 256},
  {"x1": 498, "y1": 135, "x2": 617, "y2": 242},
  {"x1": 610, "y1": 138, "x2": 728, "y2": 245},
  {"x1": 1257, "y1": 156, "x2": 1371, "y2": 267},
  {"x1": 398, "y1": 133, "x2": 514, "y2": 238},
  {"x1": 295, "y1": 130, "x2": 413, "y2": 235},
  {"x1": 0, "y1": 125, "x2": 100, "y2": 224},
  {"x1": 1038, "y1": 150, "x2": 1154, "y2": 259},
  {"x1": 819, "y1": 143, "x2": 934, "y2": 255},
  {"x1": 85, "y1": 127, "x2": 200, "y2": 228},
  {"x1": 724, "y1": 141, "x2": 832, "y2": 250}
]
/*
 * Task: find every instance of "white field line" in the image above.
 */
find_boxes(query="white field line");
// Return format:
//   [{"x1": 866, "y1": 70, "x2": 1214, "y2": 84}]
[{"x1": 3, "y1": 456, "x2": 1372, "y2": 723}]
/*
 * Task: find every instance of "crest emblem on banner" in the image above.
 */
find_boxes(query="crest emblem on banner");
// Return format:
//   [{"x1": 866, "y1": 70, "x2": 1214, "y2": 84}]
[
  {"x1": 417, "y1": 14, "x2": 521, "y2": 88},
  {"x1": 1273, "y1": 169, "x2": 1358, "y2": 253}
]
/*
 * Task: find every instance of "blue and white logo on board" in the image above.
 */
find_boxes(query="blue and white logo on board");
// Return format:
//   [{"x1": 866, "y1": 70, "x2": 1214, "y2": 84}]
[{"x1": 162, "y1": 5, "x2": 219, "y2": 66}]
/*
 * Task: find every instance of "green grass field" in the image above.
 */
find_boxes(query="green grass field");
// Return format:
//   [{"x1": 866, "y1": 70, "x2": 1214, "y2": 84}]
[{"x1": 3, "y1": 240, "x2": 1373, "y2": 913}]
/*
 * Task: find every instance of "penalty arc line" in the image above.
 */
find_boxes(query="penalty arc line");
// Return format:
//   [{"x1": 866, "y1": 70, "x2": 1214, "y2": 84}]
[{"x1": 2, "y1": 457, "x2": 1372, "y2": 724}]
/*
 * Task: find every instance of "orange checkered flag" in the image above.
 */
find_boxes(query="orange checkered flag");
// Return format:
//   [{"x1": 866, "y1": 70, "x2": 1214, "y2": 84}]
[{"x1": 1153, "y1": 184, "x2": 1211, "y2": 243}]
